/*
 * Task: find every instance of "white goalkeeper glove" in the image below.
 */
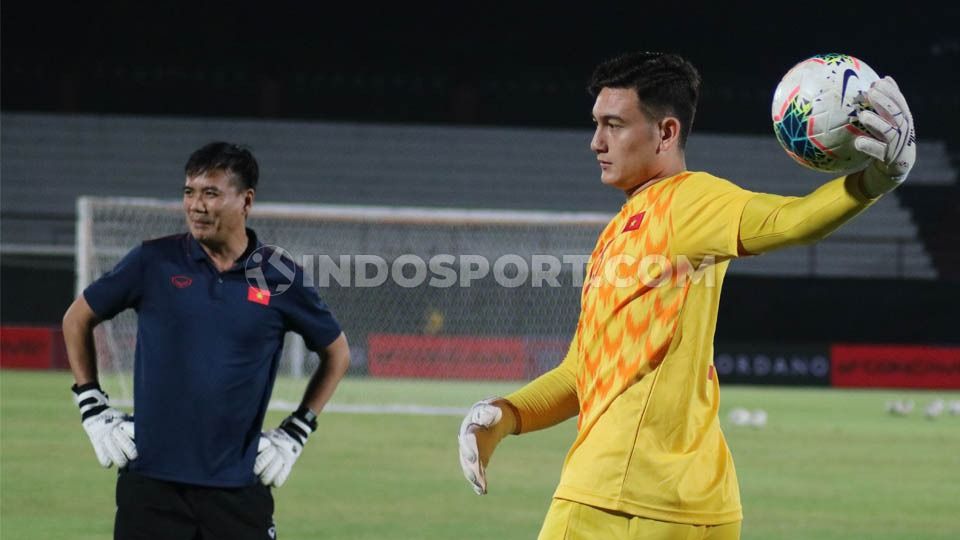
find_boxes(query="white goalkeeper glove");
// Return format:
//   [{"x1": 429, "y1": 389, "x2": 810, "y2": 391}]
[
  {"x1": 255, "y1": 406, "x2": 317, "y2": 488},
  {"x1": 72, "y1": 382, "x2": 137, "y2": 468},
  {"x1": 854, "y1": 76, "x2": 917, "y2": 197},
  {"x1": 457, "y1": 398, "x2": 517, "y2": 495}
]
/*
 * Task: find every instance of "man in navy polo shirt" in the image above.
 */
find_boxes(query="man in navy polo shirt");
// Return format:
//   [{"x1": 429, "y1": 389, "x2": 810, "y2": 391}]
[{"x1": 63, "y1": 142, "x2": 350, "y2": 539}]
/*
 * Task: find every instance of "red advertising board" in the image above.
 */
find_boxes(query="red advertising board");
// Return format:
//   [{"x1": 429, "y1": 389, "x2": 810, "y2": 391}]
[
  {"x1": 0, "y1": 326, "x2": 54, "y2": 369},
  {"x1": 368, "y1": 334, "x2": 529, "y2": 380},
  {"x1": 831, "y1": 344, "x2": 960, "y2": 389}
]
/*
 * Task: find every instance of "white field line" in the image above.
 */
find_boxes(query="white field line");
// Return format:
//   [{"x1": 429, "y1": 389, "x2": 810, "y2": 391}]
[
  {"x1": 273, "y1": 400, "x2": 468, "y2": 416},
  {"x1": 112, "y1": 399, "x2": 468, "y2": 417}
]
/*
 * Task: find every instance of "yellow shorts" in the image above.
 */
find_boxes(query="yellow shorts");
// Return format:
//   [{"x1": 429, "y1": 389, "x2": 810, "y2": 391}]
[{"x1": 537, "y1": 498, "x2": 741, "y2": 540}]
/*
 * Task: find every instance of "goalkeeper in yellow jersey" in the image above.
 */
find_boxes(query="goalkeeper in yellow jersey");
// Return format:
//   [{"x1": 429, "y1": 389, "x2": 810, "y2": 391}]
[{"x1": 457, "y1": 52, "x2": 915, "y2": 540}]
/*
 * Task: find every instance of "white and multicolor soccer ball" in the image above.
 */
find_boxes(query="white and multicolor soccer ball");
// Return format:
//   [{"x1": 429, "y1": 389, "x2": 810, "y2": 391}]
[{"x1": 771, "y1": 53, "x2": 880, "y2": 173}]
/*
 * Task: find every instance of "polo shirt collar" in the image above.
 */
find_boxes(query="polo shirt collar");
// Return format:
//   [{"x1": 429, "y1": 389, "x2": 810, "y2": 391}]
[{"x1": 188, "y1": 228, "x2": 262, "y2": 269}]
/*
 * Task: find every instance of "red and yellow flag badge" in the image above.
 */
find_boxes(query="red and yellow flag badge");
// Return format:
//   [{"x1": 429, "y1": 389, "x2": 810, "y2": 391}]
[
  {"x1": 247, "y1": 286, "x2": 271, "y2": 306},
  {"x1": 622, "y1": 211, "x2": 646, "y2": 232}
]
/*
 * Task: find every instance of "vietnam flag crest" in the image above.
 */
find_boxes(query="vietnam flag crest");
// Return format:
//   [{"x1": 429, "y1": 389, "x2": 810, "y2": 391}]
[
  {"x1": 622, "y1": 211, "x2": 646, "y2": 232},
  {"x1": 247, "y1": 286, "x2": 271, "y2": 306}
]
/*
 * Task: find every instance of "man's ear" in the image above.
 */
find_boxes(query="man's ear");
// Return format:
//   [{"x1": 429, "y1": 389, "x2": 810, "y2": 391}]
[
  {"x1": 658, "y1": 116, "x2": 682, "y2": 153},
  {"x1": 243, "y1": 189, "x2": 255, "y2": 217}
]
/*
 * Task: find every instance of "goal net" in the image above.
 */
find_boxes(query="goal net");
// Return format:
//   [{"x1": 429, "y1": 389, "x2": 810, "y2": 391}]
[{"x1": 77, "y1": 196, "x2": 608, "y2": 410}]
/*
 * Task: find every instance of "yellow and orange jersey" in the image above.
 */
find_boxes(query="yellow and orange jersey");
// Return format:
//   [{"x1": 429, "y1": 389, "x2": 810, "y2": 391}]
[
  {"x1": 507, "y1": 170, "x2": 875, "y2": 525},
  {"x1": 557, "y1": 171, "x2": 753, "y2": 524}
]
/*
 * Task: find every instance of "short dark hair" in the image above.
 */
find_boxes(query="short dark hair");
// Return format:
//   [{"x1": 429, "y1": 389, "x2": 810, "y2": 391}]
[
  {"x1": 184, "y1": 142, "x2": 259, "y2": 191},
  {"x1": 588, "y1": 52, "x2": 702, "y2": 148}
]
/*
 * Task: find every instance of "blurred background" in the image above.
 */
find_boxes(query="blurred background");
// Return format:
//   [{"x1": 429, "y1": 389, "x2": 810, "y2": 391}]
[
  {"x1": 2, "y1": 3, "x2": 959, "y2": 539},
  {"x1": 3, "y1": 2, "x2": 959, "y2": 340}
]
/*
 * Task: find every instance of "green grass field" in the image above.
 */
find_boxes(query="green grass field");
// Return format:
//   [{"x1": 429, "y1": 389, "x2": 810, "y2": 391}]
[{"x1": 2, "y1": 369, "x2": 958, "y2": 539}]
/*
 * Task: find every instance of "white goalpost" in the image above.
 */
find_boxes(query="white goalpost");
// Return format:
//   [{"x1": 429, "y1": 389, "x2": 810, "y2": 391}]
[{"x1": 76, "y1": 196, "x2": 609, "y2": 408}]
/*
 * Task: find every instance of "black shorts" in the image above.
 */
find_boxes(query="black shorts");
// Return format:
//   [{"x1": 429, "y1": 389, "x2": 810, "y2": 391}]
[{"x1": 114, "y1": 469, "x2": 276, "y2": 540}]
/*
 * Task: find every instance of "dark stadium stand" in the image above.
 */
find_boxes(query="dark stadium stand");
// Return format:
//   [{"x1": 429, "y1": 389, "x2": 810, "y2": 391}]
[
  {"x1": 2, "y1": 2, "x2": 958, "y2": 343},
  {"x1": 2, "y1": 112, "x2": 953, "y2": 280},
  {"x1": 899, "y1": 184, "x2": 960, "y2": 280}
]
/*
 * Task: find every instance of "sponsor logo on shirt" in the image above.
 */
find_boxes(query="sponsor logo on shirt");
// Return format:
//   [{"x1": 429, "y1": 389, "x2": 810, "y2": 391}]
[{"x1": 170, "y1": 275, "x2": 193, "y2": 289}]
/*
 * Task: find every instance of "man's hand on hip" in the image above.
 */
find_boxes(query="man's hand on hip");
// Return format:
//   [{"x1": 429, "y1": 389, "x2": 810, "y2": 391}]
[
  {"x1": 72, "y1": 382, "x2": 137, "y2": 468},
  {"x1": 255, "y1": 406, "x2": 317, "y2": 488}
]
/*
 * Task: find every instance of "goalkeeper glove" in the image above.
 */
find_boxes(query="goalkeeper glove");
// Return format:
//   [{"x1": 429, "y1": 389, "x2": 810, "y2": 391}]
[
  {"x1": 72, "y1": 382, "x2": 137, "y2": 468},
  {"x1": 457, "y1": 398, "x2": 517, "y2": 495},
  {"x1": 255, "y1": 406, "x2": 317, "y2": 488},
  {"x1": 854, "y1": 76, "x2": 917, "y2": 197}
]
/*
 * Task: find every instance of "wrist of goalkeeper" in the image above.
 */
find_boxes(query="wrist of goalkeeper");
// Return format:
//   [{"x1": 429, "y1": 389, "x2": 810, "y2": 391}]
[
  {"x1": 487, "y1": 399, "x2": 520, "y2": 440},
  {"x1": 858, "y1": 162, "x2": 902, "y2": 199}
]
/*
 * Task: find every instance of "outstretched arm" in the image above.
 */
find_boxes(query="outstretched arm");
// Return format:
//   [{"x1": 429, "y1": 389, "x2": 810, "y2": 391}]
[
  {"x1": 737, "y1": 173, "x2": 875, "y2": 255},
  {"x1": 740, "y1": 76, "x2": 916, "y2": 256}
]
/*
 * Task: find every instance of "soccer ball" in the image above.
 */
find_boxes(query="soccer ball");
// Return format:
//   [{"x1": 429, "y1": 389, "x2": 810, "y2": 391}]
[
  {"x1": 771, "y1": 53, "x2": 880, "y2": 173},
  {"x1": 727, "y1": 407, "x2": 751, "y2": 426},
  {"x1": 749, "y1": 409, "x2": 767, "y2": 429}
]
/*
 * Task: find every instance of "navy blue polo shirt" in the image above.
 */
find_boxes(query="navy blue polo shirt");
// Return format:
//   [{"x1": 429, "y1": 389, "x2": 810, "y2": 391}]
[{"x1": 84, "y1": 229, "x2": 341, "y2": 487}]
